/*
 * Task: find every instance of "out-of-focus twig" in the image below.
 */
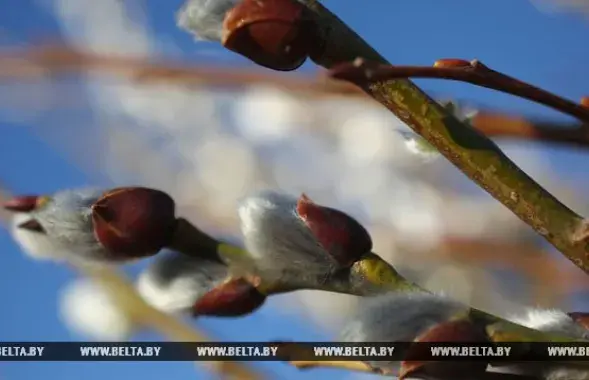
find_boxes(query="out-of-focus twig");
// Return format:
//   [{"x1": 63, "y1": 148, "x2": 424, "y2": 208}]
[
  {"x1": 3, "y1": 45, "x2": 589, "y2": 151},
  {"x1": 75, "y1": 264, "x2": 262, "y2": 380},
  {"x1": 0, "y1": 186, "x2": 12, "y2": 226},
  {"x1": 290, "y1": 360, "x2": 376, "y2": 373},
  {"x1": 0, "y1": 45, "x2": 360, "y2": 97},
  {"x1": 472, "y1": 112, "x2": 589, "y2": 149},
  {"x1": 437, "y1": 237, "x2": 589, "y2": 296}
]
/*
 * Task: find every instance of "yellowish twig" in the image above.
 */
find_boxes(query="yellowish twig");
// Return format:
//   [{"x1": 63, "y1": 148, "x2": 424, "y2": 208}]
[
  {"x1": 74, "y1": 263, "x2": 263, "y2": 380},
  {"x1": 290, "y1": 360, "x2": 379, "y2": 373}
]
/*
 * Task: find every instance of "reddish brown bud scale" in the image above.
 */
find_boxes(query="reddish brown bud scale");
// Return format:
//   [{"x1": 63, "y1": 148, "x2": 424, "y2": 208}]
[
  {"x1": 193, "y1": 278, "x2": 266, "y2": 317},
  {"x1": 222, "y1": 0, "x2": 318, "y2": 71},
  {"x1": 91, "y1": 187, "x2": 177, "y2": 258},
  {"x1": 296, "y1": 194, "x2": 372, "y2": 266},
  {"x1": 400, "y1": 320, "x2": 489, "y2": 380},
  {"x1": 433, "y1": 59, "x2": 471, "y2": 68},
  {"x1": 581, "y1": 97, "x2": 589, "y2": 108}
]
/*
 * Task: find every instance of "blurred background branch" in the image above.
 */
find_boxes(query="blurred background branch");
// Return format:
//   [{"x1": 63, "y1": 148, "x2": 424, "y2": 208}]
[{"x1": 1, "y1": 44, "x2": 587, "y2": 151}]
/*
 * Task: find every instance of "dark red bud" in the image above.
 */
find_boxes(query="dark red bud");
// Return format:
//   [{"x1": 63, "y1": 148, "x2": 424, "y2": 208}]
[
  {"x1": 296, "y1": 194, "x2": 372, "y2": 266},
  {"x1": 222, "y1": 0, "x2": 318, "y2": 71},
  {"x1": 400, "y1": 320, "x2": 489, "y2": 380},
  {"x1": 91, "y1": 187, "x2": 176, "y2": 258},
  {"x1": 433, "y1": 59, "x2": 472, "y2": 68},
  {"x1": 193, "y1": 278, "x2": 266, "y2": 317},
  {"x1": 568, "y1": 312, "x2": 589, "y2": 330},
  {"x1": 3, "y1": 195, "x2": 45, "y2": 212},
  {"x1": 581, "y1": 97, "x2": 589, "y2": 108},
  {"x1": 17, "y1": 219, "x2": 46, "y2": 234}
]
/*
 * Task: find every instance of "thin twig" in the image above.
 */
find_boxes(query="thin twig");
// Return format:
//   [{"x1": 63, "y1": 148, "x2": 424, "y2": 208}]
[
  {"x1": 437, "y1": 237, "x2": 589, "y2": 296},
  {"x1": 472, "y1": 112, "x2": 589, "y2": 148},
  {"x1": 0, "y1": 186, "x2": 13, "y2": 226},
  {"x1": 0, "y1": 45, "x2": 360, "y2": 97},
  {"x1": 290, "y1": 360, "x2": 378, "y2": 373},
  {"x1": 5, "y1": 45, "x2": 589, "y2": 150},
  {"x1": 71, "y1": 263, "x2": 263, "y2": 380},
  {"x1": 328, "y1": 59, "x2": 589, "y2": 124}
]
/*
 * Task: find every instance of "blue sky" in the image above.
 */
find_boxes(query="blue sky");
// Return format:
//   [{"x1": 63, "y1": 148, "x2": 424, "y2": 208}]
[{"x1": 1, "y1": 1, "x2": 589, "y2": 379}]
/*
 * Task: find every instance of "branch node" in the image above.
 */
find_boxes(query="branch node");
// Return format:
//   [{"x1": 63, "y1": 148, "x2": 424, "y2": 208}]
[
  {"x1": 571, "y1": 219, "x2": 589, "y2": 244},
  {"x1": 470, "y1": 58, "x2": 488, "y2": 70},
  {"x1": 352, "y1": 56, "x2": 365, "y2": 67}
]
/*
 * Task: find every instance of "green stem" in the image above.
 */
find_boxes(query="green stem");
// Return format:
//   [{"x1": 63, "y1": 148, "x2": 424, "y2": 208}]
[
  {"x1": 298, "y1": 1, "x2": 589, "y2": 274},
  {"x1": 172, "y1": 223, "x2": 584, "y2": 343},
  {"x1": 351, "y1": 253, "x2": 584, "y2": 343}
]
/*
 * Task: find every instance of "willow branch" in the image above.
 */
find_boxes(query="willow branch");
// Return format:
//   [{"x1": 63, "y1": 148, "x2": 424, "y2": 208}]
[
  {"x1": 5, "y1": 45, "x2": 589, "y2": 150},
  {"x1": 74, "y1": 264, "x2": 262, "y2": 380},
  {"x1": 168, "y1": 224, "x2": 586, "y2": 347},
  {"x1": 472, "y1": 112, "x2": 589, "y2": 149},
  {"x1": 299, "y1": 0, "x2": 589, "y2": 274},
  {"x1": 0, "y1": 45, "x2": 359, "y2": 97},
  {"x1": 328, "y1": 59, "x2": 589, "y2": 124},
  {"x1": 437, "y1": 237, "x2": 589, "y2": 295},
  {"x1": 290, "y1": 360, "x2": 378, "y2": 373},
  {"x1": 0, "y1": 186, "x2": 13, "y2": 225}
]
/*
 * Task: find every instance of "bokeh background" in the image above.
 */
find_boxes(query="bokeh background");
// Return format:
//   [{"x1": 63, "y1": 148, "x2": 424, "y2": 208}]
[{"x1": 1, "y1": 0, "x2": 589, "y2": 379}]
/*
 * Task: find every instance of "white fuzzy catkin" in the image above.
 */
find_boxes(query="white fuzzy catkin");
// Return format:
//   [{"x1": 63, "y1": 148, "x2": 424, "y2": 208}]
[
  {"x1": 31, "y1": 188, "x2": 106, "y2": 262},
  {"x1": 238, "y1": 190, "x2": 340, "y2": 286},
  {"x1": 9, "y1": 188, "x2": 144, "y2": 264},
  {"x1": 10, "y1": 213, "x2": 63, "y2": 261},
  {"x1": 59, "y1": 278, "x2": 134, "y2": 341},
  {"x1": 395, "y1": 101, "x2": 479, "y2": 162},
  {"x1": 136, "y1": 252, "x2": 228, "y2": 313},
  {"x1": 397, "y1": 130, "x2": 440, "y2": 162},
  {"x1": 496, "y1": 308, "x2": 589, "y2": 380},
  {"x1": 341, "y1": 291, "x2": 589, "y2": 379},
  {"x1": 176, "y1": 0, "x2": 238, "y2": 42}
]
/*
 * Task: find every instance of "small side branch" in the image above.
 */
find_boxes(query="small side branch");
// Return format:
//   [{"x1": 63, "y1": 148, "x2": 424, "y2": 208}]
[
  {"x1": 5, "y1": 45, "x2": 589, "y2": 149},
  {"x1": 472, "y1": 112, "x2": 589, "y2": 149},
  {"x1": 290, "y1": 360, "x2": 380, "y2": 373},
  {"x1": 288, "y1": 360, "x2": 541, "y2": 380},
  {"x1": 328, "y1": 58, "x2": 589, "y2": 124},
  {"x1": 73, "y1": 263, "x2": 264, "y2": 380}
]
